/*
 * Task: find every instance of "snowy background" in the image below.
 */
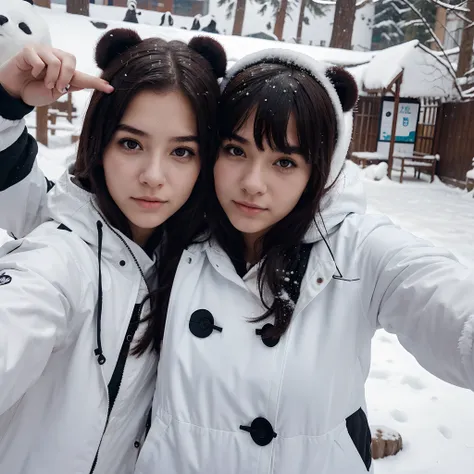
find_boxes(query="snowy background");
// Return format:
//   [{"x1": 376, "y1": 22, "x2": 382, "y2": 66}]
[{"x1": 1, "y1": 3, "x2": 474, "y2": 473}]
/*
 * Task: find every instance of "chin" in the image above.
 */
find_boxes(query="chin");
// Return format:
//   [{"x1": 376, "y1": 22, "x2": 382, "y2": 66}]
[
  {"x1": 130, "y1": 217, "x2": 167, "y2": 231},
  {"x1": 228, "y1": 216, "x2": 266, "y2": 235}
]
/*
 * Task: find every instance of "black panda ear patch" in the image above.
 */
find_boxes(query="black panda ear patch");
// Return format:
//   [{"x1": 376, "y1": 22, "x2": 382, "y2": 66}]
[
  {"x1": 95, "y1": 28, "x2": 142, "y2": 71},
  {"x1": 189, "y1": 36, "x2": 227, "y2": 79},
  {"x1": 326, "y1": 67, "x2": 358, "y2": 112},
  {"x1": 23, "y1": 0, "x2": 34, "y2": 5}
]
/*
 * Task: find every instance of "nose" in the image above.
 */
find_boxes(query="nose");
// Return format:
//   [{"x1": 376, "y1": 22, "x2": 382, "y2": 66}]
[
  {"x1": 241, "y1": 163, "x2": 267, "y2": 195},
  {"x1": 139, "y1": 155, "x2": 166, "y2": 188},
  {"x1": 0, "y1": 15, "x2": 9, "y2": 27}
]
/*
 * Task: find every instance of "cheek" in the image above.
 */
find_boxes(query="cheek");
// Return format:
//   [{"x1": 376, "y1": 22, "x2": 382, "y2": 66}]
[
  {"x1": 175, "y1": 162, "x2": 201, "y2": 200},
  {"x1": 214, "y1": 158, "x2": 235, "y2": 196}
]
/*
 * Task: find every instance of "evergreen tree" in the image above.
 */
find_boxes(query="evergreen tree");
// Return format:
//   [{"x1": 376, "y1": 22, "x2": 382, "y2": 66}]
[{"x1": 372, "y1": 0, "x2": 436, "y2": 50}]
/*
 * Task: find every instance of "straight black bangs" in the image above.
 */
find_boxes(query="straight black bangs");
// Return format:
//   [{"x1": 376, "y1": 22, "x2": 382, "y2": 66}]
[{"x1": 219, "y1": 62, "x2": 338, "y2": 165}]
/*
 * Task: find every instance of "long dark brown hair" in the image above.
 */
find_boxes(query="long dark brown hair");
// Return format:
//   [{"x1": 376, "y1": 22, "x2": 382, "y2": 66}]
[
  {"x1": 208, "y1": 62, "x2": 339, "y2": 338},
  {"x1": 74, "y1": 32, "x2": 222, "y2": 355}
]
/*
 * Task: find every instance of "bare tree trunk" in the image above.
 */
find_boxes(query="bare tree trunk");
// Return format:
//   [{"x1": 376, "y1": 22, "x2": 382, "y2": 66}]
[
  {"x1": 296, "y1": 0, "x2": 305, "y2": 44},
  {"x1": 34, "y1": 0, "x2": 51, "y2": 7},
  {"x1": 232, "y1": 0, "x2": 246, "y2": 35},
  {"x1": 457, "y1": 0, "x2": 474, "y2": 79},
  {"x1": 67, "y1": 0, "x2": 89, "y2": 16},
  {"x1": 330, "y1": 0, "x2": 356, "y2": 49},
  {"x1": 274, "y1": 0, "x2": 289, "y2": 40},
  {"x1": 432, "y1": 6, "x2": 447, "y2": 50}
]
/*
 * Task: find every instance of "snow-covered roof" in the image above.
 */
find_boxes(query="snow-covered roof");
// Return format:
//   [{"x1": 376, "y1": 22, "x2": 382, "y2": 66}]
[
  {"x1": 37, "y1": 4, "x2": 458, "y2": 100},
  {"x1": 358, "y1": 41, "x2": 458, "y2": 98}
]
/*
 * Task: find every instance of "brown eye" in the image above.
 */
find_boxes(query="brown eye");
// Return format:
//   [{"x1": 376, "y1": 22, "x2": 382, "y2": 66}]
[
  {"x1": 119, "y1": 139, "x2": 141, "y2": 151},
  {"x1": 276, "y1": 158, "x2": 296, "y2": 169},
  {"x1": 225, "y1": 145, "x2": 245, "y2": 157},
  {"x1": 172, "y1": 148, "x2": 195, "y2": 159}
]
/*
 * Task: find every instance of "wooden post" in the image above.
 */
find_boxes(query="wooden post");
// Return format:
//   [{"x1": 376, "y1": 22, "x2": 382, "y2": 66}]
[
  {"x1": 36, "y1": 106, "x2": 49, "y2": 146},
  {"x1": 34, "y1": 0, "x2": 51, "y2": 7},
  {"x1": 387, "y1": 74, "x2": 402, "y2": 180}
]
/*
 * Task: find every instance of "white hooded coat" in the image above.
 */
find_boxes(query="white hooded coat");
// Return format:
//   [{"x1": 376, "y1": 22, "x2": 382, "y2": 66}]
[
  {"x1": 0, "y1": 50, "x2": 474, "y2": 473},
  {"x1": 0, "y1": 170, "x2": 158, "y2": 473},
  {"x1": 131, "y1": 51, "x2": 474, "y2": 473}
]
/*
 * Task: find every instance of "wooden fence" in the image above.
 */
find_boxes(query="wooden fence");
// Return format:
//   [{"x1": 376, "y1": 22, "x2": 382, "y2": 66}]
[
  {"x1": 415, "y1": 98, "x2": 439, "y2": 155},
  {"x1": 435, "y1": 100, "x2": 474, "y2": 186},
  {"x1": 352, "y1": 96, "x2": 474, "y2": 186},
  {"x1": 352, "y1": 96, "x2": 380, "y2": 153}
]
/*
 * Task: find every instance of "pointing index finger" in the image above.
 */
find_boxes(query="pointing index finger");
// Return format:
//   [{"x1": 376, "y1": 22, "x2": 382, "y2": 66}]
[{"x1": 70, "y1": 70, "x2": 114, "y2": 93}]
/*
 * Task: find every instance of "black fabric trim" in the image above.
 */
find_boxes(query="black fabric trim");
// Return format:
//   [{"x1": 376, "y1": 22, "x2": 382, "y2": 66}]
[
  {"x1": 57, "y1": 224, "x2": 71, "y2": 232},
  {"x1": 282, "y1": 243, "x2": 313, "y2": 304},
  {"x1": 346, "y1": 408, "x2": 372, "y2": 471},
  {"x1": 5, "y1": 242, "x2": 23, "y2": 255},
  {"x1": 46, "y1": 177, "x2": 55, "y2": 192},
  {"x1": 0, "y1": 127, "x2": 37, "y2": 191},
  {"x1": 0, "y1": 84, "x2": 34, "y2": 120},
  {"x1": 107, "y1": 303, "x2": 142, "y2": 415}
]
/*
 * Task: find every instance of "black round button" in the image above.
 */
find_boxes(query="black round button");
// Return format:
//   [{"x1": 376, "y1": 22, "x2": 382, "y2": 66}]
[
  {"x1": 256, "y1": 323, "x2": 280, "y2": 347},
  {"x1": 240, "y1": 417, "x2": 277, "y2": 446},
  {"x1": 189, "y1": 309, "x2": 222, "y2": 338},
  {"x1": 134, "y1": 441, "x2": 140, "y2": 448}
]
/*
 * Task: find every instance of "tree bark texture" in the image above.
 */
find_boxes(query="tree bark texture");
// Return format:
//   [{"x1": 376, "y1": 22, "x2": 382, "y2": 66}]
[
  {"x1": 457, "y1": 0, "x2": 474, "y2": 78},
  {"x1": 296, "y1": 0, "x2": 306, "y2": 43},
  {"x1": 232, "y1": 0, "x2": 247, "y2": 35},
  {"x1": 330, "y1": 0, "x2": 356, "y2": 49},
  {"x1": 67, "y1": 0, "x2": 89, "y2": 16},
  {"x1": 274, "y1": 0, "x2": 289, "y2": 40}
]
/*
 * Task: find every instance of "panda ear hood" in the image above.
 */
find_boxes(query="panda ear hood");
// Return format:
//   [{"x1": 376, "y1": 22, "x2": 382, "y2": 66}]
[{"x1": 221, "y1": 49, "x2": 359, "y2": 188}]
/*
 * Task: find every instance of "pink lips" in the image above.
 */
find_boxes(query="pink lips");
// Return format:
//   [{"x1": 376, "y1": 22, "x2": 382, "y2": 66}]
[
  {"x1": 132, "y1": 197, "x2": 166, "y2": 210},
  {"x1": 233, "y1": 200, "x2": 267, "y2": 215}
]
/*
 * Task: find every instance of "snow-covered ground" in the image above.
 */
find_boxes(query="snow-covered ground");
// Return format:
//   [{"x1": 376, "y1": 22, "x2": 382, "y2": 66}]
[
  {"x1": 1, "y1": 4, "x2": 474, "y2": 473},
  {"x1": 363, "y1": 175, "x2": 474, "y2": 474}
]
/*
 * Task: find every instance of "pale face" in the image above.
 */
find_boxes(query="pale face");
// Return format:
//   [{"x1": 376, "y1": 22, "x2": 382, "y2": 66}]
[
  {"x1": 214, "y1": 112, "x2": 312, "y2": 260},
  {"x1": 103, "y1": 89, "x2": 200, "y2": 247}
]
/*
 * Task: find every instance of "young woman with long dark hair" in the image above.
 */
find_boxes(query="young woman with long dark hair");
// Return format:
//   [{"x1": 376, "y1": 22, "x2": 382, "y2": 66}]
[
  {"x1": 1, "y1": 46, "x2": 474, "y2": 473},
  {"x1": 132, "y1": 50, "x2": 474, "y2": 474},
  {"x1": 0, "y1": 29, "x2": 225, "y2": 473}
]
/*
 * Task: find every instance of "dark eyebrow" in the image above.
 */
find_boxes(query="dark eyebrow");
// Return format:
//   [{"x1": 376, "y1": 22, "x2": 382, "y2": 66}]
[
  {"x1": 116, "y1": 125, "x2": 198, "y2": 143},
  {"x1": 230, "y1": 133, "x2": 302, "y2": 155},
  {"x1": 172, "y1": 136, "x2": 199, "y2": 143},
  {"x1": 230, "y1": 133, "x2": 249, "y2": 144},
  {"x1": 116, "y1": 124, "x2": 149, "y2": 137}
]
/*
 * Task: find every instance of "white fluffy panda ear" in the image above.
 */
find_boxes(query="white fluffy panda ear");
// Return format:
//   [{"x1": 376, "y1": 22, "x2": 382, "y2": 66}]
[{"x1": 23, "y1": 0, "x2": 34, "y2": 5}]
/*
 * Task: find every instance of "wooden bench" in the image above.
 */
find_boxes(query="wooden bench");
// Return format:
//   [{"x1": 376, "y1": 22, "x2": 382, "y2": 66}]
[
  {"x1": 351, "y1": 151, "x2": 388, "y2": 168},
  {"x1": 392, "y1": 153, "x2": 438, "y2": 184},
  {"x1": 35, "y1": 93, "x2": 79, "y2": 146},
  {"x1": 48, "y1": 93, "x2": 78, "y2": 135}
]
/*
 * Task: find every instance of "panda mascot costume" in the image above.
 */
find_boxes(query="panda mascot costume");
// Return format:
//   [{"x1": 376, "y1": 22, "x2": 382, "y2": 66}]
[
  {"x1": 123, "y1": 0, "x2": 141, "y2": 24},
  {"x1": 0, "y1": 0, "x2": 51, "y2": 66}
]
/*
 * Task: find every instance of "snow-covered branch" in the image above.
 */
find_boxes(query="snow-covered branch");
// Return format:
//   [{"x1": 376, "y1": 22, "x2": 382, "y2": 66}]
[
  {"x1": 389, "y1": 2, "x2": 410, "y2": 15},
  {"x1": 398, "y1": 0, "x2": 464, "y2": 96},
  {"x1": 373, "y1": 19, "x2": 404, "y2": 35},
  {"x1": 309, "y1": 0, "x2": 380, "y2": 6},
  {"x1": 430, "y1": 0, "x2": 469, "y2": 12}
]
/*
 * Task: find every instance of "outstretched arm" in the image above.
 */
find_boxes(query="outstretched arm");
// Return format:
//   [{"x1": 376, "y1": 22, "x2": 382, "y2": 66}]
[
  {"x1": 0, "y1": 44, "x2": 113, "y2": 238},
  {"x1": 0, "y1": 230, "x2": 84, "y2": 414},
  {"x1": 356, "y1": 214, "x2": 474, "y2": 391}
]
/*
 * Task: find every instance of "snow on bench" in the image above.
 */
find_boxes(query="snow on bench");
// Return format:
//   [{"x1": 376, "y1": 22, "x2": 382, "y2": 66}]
[{"x1": 352, "y1": 152, "x2": 387, "y2": 160}]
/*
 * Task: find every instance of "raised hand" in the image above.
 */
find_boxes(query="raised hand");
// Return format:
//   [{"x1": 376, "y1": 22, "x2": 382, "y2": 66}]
[{"x1": 0, "y1": 44, "x2": 113, "y2": 107}]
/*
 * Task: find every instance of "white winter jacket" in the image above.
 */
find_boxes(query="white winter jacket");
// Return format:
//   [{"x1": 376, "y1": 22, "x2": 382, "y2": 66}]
[
  {"x1": 128, "y1": 161, "x2": 474, "y2": 474},
  {"x1": 1, "y1": 84, "x2": 474, "y2": 473},
  {"x1": 0, "y1": 169, "x2": 158, "y2": 473}
]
